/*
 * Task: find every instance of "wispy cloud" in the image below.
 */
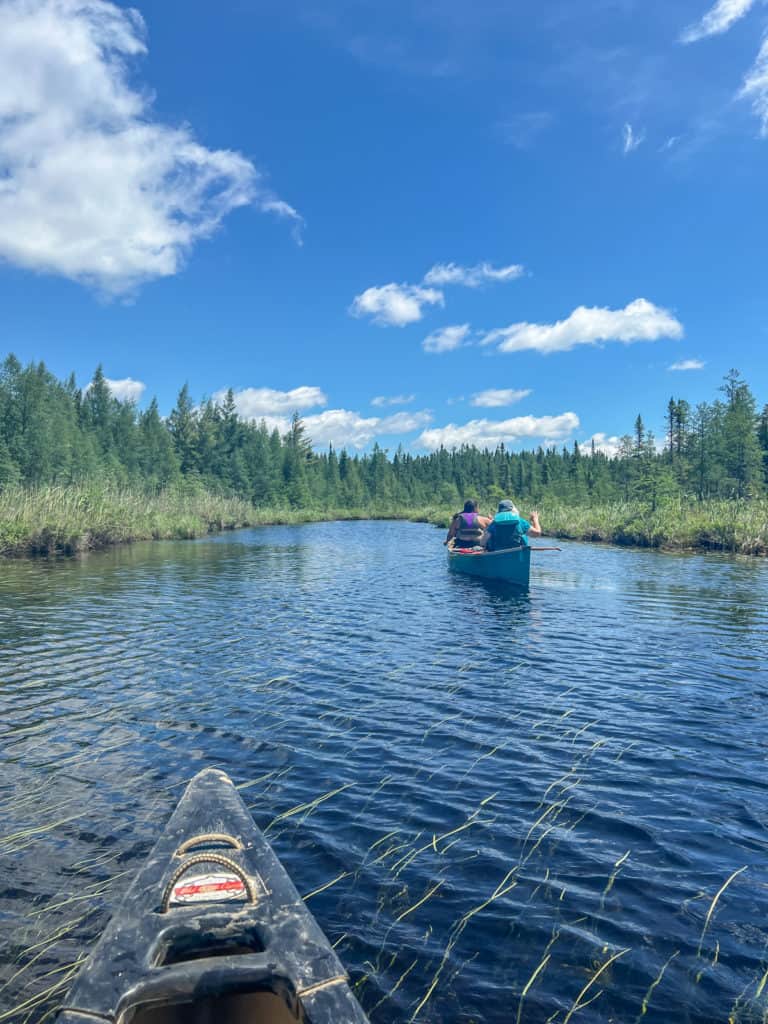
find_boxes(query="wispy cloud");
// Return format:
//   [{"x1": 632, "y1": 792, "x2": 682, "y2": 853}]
[
  {"x1": 371, "y1": 394, "x2": 415, "y2": 407},
  {"x1": 423, "y1": 261, "x2": 525, "y2": 287},
  {"x1": 105, "y1": 377, "x2": 146, "y2": 403},
  {"x1": 480, "y1": 299, "x2": 683, "y2": 355},
  {"x1": 350, "y1": 283, "x2": 444, "y2": 326},
  {"x1": 496, "y1": 112, "x2": 553, "y2": 150},
  {"x1": 214, "y1": 386, "x2": 327, "y2": 418},
  {"x1": 740, "y1": 37, "x2": 768, "y2": 134},
  {"x1": 417, "y1": 412, "x2": 579, "y2": 451},
  {"x1": 0, "y1": 0, "x2": 300, "y2": 294},
  {"x1": 680, "y1": 0, "x2": 757, "y2": 43},
  {"x1": 423, "y1": 324, "x2": 471, "y2": 353},
  {"x1": 471, "y1": 388, "x2": 531, "y2": 408},
  {"x1": 669, "y1": 358, "x2": 705, "y2": 370},
  {"x1": 622, "y1": 122, "x2": 645, "y2": 154},
  {"x1": 678, "y1": 1, "x2": 768, "y2": 134}
]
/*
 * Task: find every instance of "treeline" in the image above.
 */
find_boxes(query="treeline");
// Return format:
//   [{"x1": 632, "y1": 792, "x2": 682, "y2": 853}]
[{"x1": 1, "y1": 355, "x2": 766, "y2": 510}]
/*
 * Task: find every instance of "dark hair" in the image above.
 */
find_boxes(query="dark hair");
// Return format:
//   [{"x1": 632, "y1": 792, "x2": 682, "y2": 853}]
[{"x1": 463, "y1": 499, "x2": 478, "y2": 513}]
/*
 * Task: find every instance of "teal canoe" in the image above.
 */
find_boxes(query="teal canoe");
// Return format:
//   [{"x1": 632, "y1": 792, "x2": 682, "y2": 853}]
[{"x1": 447, "y1": 543, "x2": 531, "y2": 586}]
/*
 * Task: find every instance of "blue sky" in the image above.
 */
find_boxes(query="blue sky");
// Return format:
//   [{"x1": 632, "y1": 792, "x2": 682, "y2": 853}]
[{"x1": 1, "y1": 0, "x2": 767, "y2": 452}]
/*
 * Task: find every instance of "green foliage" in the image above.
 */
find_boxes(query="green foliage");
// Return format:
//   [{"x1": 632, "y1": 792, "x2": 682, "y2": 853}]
[{"x1": 0, "y1": 356, "x2": 765, "y2": 557}]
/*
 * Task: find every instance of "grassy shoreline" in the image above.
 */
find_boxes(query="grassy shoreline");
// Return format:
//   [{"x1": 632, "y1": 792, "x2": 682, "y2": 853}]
[
  {"x1": 422, "y1": 500, "x2": 768, "y2": 556},
  {"x1": 0, "y1": 486, "x2": 766, "y2": 558}
]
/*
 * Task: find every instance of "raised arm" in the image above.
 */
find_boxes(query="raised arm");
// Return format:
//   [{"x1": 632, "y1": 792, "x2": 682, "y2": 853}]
[{"x1": 529, "y1": 510, "x2": 542, "y2": 536}]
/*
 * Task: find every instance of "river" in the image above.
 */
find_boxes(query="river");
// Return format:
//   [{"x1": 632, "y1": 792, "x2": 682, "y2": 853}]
[{"x1": 1, "y1": 520, "x2": 767, "y2": 1023}]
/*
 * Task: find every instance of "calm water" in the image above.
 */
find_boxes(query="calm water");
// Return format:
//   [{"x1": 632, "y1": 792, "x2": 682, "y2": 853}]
[{"x1": 1, "y1": 521, "x2": 767, "y2": 1023}]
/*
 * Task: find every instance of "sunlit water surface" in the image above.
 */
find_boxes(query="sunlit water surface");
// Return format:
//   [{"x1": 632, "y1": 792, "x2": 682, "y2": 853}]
[{"x1": 1, "y1": 521, "x2": 767, "y2": 1023}]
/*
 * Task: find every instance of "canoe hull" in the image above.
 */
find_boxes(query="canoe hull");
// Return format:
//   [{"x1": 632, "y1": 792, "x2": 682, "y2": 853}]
[
  {"x1": 57, "y1": 768, "x2": 369, "y2": 1024},
  {"x1": 447, "y1": 544, "x2": 531, "y2": 586}
]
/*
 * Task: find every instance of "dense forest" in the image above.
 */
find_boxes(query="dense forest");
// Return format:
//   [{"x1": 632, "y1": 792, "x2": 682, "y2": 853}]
[{"x1": 1, "y1": 354, "x2": 767, "y2": 511}]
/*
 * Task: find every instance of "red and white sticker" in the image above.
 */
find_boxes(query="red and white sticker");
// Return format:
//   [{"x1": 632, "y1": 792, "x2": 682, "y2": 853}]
[{"x1": 170, "y1": 871, "x2": 247, "y2": 906}]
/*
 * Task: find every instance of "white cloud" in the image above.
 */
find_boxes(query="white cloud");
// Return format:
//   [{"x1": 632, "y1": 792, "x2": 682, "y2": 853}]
[
  {"x1": 105, "y1": 376, "x2": 145, "y2": 402},
  {"x1": 0, "y1": 0, "x2": 299, "y2": 294},
  {"x1": 214, "y1": 386, "x2": 327, "y2": 419},
  {"x1": 681, "y1": 0, "x2": 756, "y2": 43},
  {"x1": 303, "y1": 408, "x2": 432, "y2": 449},
  {"x1": 417, "y1": 412, "x2": 579, "y2": 451},
  {"x1": 740, "y1": 37, "x2": 768, "y2": 135},
  {"x1": 371, "y1": 394, "x2": 415, "y2": 407},
  {"x1": 351, "y1": 259, "x2": 524, "y2": 327},
  {"x1": 669, "y1": 358, "x2": 705, "y2": 370},
  {"x1": 423, "y1": 261, "x2": 525, "y2": 287},
  {"x1": 481, "y1": 299, "x2": 684, "y2": 355},
  {"x1": 377, "y1": 411, "x2": 433, "y2": 433},
  {"x1": 423, "y1": 323, "x2": 471, "y2": 353},
  {"x1": 350, "y1": 283, "x2": 443, "y2": 326},
  {"x1": 622, "y1": 123, "x2": 645, "y2": 154},
  {"x1": 580, "y1": 432, "x2": 623, "y2": 457},
  {"x1": 471, "y1": 388, "x2": 532, "y2": 407},
  {"x1": 233, "y1": 406, "x2": 432, "y2": 449}
]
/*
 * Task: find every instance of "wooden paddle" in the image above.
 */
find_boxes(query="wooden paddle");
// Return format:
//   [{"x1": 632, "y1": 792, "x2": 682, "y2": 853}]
[{"x1": 530, "y1": 546, "x2": 562, "y2": 551}]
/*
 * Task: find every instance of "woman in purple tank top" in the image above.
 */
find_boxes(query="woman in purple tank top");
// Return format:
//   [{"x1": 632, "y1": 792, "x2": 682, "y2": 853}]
[{"x1": 444, "y1": 499, "x2": 492, "y2": 549}]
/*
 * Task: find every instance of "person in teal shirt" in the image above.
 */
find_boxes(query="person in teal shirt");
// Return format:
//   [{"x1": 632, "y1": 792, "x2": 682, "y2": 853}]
[{"x1": 485, "y1": 500, "x2": 541, "y2": 551}]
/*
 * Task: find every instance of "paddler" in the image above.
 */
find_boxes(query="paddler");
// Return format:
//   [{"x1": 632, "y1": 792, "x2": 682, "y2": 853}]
[
  {"x1": 485, "y1": 499, "x2": 541, "y2": 551},
  {"x1": 444, "y1": 500, "x2": 492, "y2": 549}
]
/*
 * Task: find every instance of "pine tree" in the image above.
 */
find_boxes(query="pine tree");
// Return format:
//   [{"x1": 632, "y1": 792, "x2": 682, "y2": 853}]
[
  {"x1": 168, "y1": 384, "x2": 199, "y2": 475},
  {"x1": 758, "y1": 404, "x2": 768, "y2": 489},
  {"x1": 0, "y1": 436, "x2": 20, "y2": 489},
  {"x1": 81, "y1": 366, "x2": 115, "y2": 456},
  {"x1": 139, "y1": 399, "x2": 180, "y2": 487},
  {"x1": 719, "y1": 369, "x2": 763, "y2": 497}
]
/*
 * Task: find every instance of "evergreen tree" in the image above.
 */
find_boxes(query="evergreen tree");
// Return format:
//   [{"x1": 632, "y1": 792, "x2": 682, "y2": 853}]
[
  {"x1": 81, "y1": 366, "x2": 115, "y2": 454},
  {"x1": 168, "y1": 384, "x2": 198, "y2": 475},
  {"x1": 0, "y1": 436, "x2": 20, "y2": 489},
  {"x1": 719, "y1": 370, "x2": 763, "y2": 497},
  {"x1": 758, "y1": 404, "x2": 768, "y2": 488},
  {"x1": 139, "y1": 399, "x2": 180, "y2": 487}
]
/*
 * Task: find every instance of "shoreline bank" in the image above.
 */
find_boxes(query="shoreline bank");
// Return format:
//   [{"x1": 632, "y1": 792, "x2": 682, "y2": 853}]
[{"x1": 1, "y1": 487, "x2": 766, "y2": 559}]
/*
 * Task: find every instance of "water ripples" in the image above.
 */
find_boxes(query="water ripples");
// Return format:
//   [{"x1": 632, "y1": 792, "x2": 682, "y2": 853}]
[{"x1": 0, "y1": 521, "x2": 767, "y2": 1022}]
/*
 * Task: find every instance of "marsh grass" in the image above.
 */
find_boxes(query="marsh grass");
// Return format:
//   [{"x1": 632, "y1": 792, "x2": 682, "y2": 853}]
[
  {"x1": 0, "y1": 484, "x2": 417, "y2": 558},
  {"x1": 1, "y1": 485, "x2": 767, "y2": 558},
  {"x1": 423, "y1": 498, "x2": 768, "y2": 555}
]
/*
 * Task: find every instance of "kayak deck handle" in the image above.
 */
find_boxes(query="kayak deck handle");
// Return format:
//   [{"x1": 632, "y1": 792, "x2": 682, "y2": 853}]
[
  {"x1": 175, "y1": 832, "x2": 244, "y2": 856},
  {"x1": 160, "y1": 853, "x2": 258, "y2": 914}
]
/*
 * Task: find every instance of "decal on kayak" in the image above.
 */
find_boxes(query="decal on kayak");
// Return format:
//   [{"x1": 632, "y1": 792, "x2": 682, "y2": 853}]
[{"x1": 169, "y1": 870, "x2": 248, "y2": 905}]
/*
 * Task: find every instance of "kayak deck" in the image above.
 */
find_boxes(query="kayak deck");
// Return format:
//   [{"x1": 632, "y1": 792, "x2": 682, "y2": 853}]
[{"x1": 57, "y1": 768, "x2": 369, "y2": 1024}]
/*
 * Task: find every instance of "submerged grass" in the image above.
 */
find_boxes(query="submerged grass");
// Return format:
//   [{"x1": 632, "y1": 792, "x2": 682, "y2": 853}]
[{"x1": 2, "y1": 691, "x2": 766, "y2": 1023}]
